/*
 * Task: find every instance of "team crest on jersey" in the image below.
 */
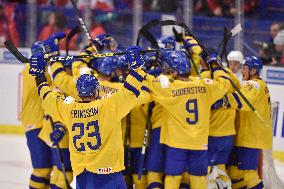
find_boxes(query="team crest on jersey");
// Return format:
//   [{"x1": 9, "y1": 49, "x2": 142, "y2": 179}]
[
  {"x1": 97, "y1": 167, "x2": 112, "y2": 174},
  {"x1": 63, "y1": 96, "x2": 75, "y2": 104}
]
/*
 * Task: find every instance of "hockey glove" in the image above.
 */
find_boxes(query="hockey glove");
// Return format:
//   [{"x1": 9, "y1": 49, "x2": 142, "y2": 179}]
[
  {"x1": 29, "y1": 52, "x2": 47, "y2": 76},
  {"x1": 126, "y1": 45, "x2": 145, "y2": 70},
  {"x1": 50, "y1": 122, "x2": 67, "y2": 146},
  {"x1": 43, "y1": 32, "x2": 66, "y2": 57},
  {"x1": 211, "y1": 95, "x2": 229, "y2": 110}
]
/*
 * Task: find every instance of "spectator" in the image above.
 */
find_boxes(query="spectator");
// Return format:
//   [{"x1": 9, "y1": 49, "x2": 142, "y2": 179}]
[
  {"x1": 38, "y1": 12, "x2": 78, "y2": 50},
  {"x1": 0, "y1": 3, "x2": 20, "y2": 47},
  {"x1": 258, "y1": 23, "x2": 282, "y2": 66},
  {"x1": 206, "y1": 0, "x2": 259, "y2": 17},
  {"x1": 273, "y1": 30, "x2": 284, "y2": 66},
  {"x1": 268, "y1": 23, "x2": 280, "y2": 45}
]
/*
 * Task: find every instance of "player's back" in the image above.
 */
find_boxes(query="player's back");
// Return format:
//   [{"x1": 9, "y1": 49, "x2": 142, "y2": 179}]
[
  {"x1": 148, "y1": 76, "x2": 221, "y2": 150},
  {"x1": 66, "y1": 97, "x2": 124, "y2": 176}
]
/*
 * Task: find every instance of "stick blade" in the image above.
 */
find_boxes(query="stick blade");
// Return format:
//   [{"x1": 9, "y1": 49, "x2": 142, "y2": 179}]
[
  {"x1": 4, "y1": 40, "x2": 29, "y2": 63},
  {"x1": 231, "y1": 24, "x2": 242, "y2": 37}
]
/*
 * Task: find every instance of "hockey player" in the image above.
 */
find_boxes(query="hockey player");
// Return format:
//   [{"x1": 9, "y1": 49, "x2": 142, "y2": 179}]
[
  {"x1": 200, "y1": 50, "x2": 241, "y2": 189},
  {"x1": 227, "y1": 56, "x2": 272, "y2": 189},
  {"x1": 22, "y1": 41, "x2": 53, "y2": 189},
  {"x1": 140, "y1": 51, "x2": 232, "y2": 189},
  {"x1": 29, "y1": 45, "x2": 147, "y2": 189},
  {"x1": 227, "y1": 50, "x2": 244, "y2": 81},
  {"x1": 36, "y1": 33, "x2": 74, "y2": 189}
]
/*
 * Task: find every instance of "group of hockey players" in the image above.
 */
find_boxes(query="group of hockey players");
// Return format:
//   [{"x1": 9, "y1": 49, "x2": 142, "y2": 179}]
[{"x1": 21, "y1": 21, "x2": 272, "y2": 189}]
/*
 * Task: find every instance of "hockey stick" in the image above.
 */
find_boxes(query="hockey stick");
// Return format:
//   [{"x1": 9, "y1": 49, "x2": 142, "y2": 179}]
[
  {"x1": 124, "y1": 113, "x2": 133, "y2": 188},
  {"x1": 4, "y1": 40, "x2": 159, "y2": 63},
  {"x1": 138, "y1": 102, "x2": 155, "y2": 180},
  {"x1": 214, "y1": 25, "x2": 269, "y2": 127},
  {"x1": 69, "y1": 0, "x2": 99, "y2": 53},
  {"x1": 66, "y1": 25, "x2": 81, "y2": 56},
  {"x1": 184, "y1": 24, "x2": 268, "y2": 127},
  {"x1": 45, "y1": 115, "x2": 72, "y2": 189},
  {"x1": 4, "y1": 40, "x2": 29, "y2": 63}
]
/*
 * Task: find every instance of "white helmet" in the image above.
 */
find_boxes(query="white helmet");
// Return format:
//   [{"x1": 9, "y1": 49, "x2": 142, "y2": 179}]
[{"x1": 227, "y1": 51, "x2": 243, "y2": 63}]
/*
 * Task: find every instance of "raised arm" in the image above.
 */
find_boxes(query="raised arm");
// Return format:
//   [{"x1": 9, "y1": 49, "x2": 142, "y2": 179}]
[{"x1": 29, "y1": 52, "x2": 73, "y2": 126}]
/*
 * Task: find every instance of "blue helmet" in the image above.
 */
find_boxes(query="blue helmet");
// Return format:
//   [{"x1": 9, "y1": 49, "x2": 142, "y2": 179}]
[
  {"x1": 31, "y1": 41, "x2": 44, "y2": 55},
  {"x1": 97, "y1": 55, "x2": 117, "y2": 76},
  {"x1": 158, "y1": 36, "x2": 176, "y2": 49},
  {"x1": 143, "y1": 51, "x2": 159, "y2": 68},
  {"x1": 206, "y1": 53, "x2": 222, "y2": 65},
  {"x1": 94, "y1": 34, "x2": 112, "y2": 50},
  {"x1": 244, "y1": 56, "x2": 263, "y2": 74},
  {"x1": 76, "y1": 74, "x2": 100, "y2": 97},
  {"x1": 116, "y1": 54, "x2": 128, "y2": 69},
  {"x1": 162, "y1": 50, "x2": 190, "y2": 75}
]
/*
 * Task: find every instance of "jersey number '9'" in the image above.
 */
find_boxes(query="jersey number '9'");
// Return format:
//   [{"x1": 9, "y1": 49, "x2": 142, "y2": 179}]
[
  {"x1": 186, "y1": 99, "x2": 198, "y2": 125},
  {"x1": 72, "y1": 120, "x2": 102, "y2": 152}
]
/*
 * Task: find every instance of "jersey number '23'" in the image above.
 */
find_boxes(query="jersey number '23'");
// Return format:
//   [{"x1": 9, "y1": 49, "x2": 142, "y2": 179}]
[
  {"x1": 72, "y1": 120, "x2": 101, "y2": 152},
  {"x1": 186, "y1": 99, "x2": 198, "y2": 125}
]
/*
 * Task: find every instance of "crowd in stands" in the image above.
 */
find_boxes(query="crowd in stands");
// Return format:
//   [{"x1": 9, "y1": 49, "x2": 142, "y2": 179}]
[{"x1": 1, "y1": 0, "x2": 284, "y2": 67}]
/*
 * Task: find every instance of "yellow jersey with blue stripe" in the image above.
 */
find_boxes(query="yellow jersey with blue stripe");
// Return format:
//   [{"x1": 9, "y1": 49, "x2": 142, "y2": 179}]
[
  {"x1": 37, "y1": 69, "x2": 146, "y2": 176},
  {"x1": 200, "y1": 68, "x2": 241, "y2": 137},
  {"x1": 227, "y1": 78, "x2": 272, "y2": 149},
  {"x1": 141, "y1": 70, "x2": 231, "y2": 150}
]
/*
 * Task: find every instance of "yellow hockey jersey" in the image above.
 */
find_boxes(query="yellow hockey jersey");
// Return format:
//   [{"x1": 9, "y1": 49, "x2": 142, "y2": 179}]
[
  {"x1": 37, "y1": 69, "x2": 146, "y2": 176},
  {"x1": 227, "y1": 78, "x2": 272, "y2": 149},
  {"x1": 200, "y1": 69, "x2": 241, "y2": 136},
  {"x1": 141, "y1": 70, "x2": 231, "y2": 150},
  {"x1": 21, "y1": 64, "x2": 51, "y2": 131},
  {"x1": 129, "y1": 104, "x2": 147, "y2": 148}
]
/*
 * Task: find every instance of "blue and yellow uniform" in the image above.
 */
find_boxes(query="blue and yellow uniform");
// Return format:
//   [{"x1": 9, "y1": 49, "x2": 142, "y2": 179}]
[
  {"x1": 228, "y1": 78, "x2": 272, "y2": 189},
  {"x1": 140, "y1": 69, "x2": 232, "y2": 189},
  {"x1": 21, "y1": 64, "x2": 53, "y2": 189},
  {"x1": 36, "y1": 68, "x2": 146, "y2": 188}
]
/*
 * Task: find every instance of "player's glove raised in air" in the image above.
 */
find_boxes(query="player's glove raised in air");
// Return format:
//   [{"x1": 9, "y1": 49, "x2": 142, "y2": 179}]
[
  {"x1": 43, "y1": 32, "x2": 66, "y2": 57},
  {"x1": 29, "y1": 52, "x2": 47, "y2": 76},
  {"x1": 50, "y1": 122, "x2": 67, "y2": 146},
  {"x1": 125, "y1": 45, "x2": 145, "y2": 70},
  {"x1": 182, "y1": 36, "x2": 202, "y2": 55},
  {"x1": 211, "y1": 95, "x2": 229, "y2": 110}
]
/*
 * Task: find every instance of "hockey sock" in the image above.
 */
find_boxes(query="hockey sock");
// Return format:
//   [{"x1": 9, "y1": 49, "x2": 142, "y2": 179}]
[
  {"x1": 50, "y1": 166, "x2": 73, "y2": 189},
  {"x1": 189, "y1": 175, "x2": 206, "y2": 189},
  {"x1": 147, "y1": 172, "x2": 164, "y2": 189},
  {"x1": 165, "y1": 175, "x2": 182, "y2": 189},
  {"x1": 132, "y1": 174, "x2": 146, "y2": 189},
  {"x1": 29, "y1": 168, "x2": 51, "y2": 189},
  {"x1": 228, "y1": 166, "x2": 246, "y2": 189},
  {"x1": 243, "y1": 170, "x2": 263, "y2": 189}
]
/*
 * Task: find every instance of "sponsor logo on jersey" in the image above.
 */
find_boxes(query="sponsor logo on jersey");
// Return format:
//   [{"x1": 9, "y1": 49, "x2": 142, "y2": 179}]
[{"x1": 97, "y1": 167, "x2": 112, "y2": 174}]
